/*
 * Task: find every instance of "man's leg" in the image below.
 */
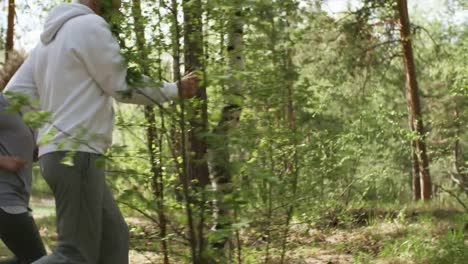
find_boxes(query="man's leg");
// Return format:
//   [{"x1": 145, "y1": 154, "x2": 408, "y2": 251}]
[
  {"x1": 34, "y1": 152, "x2": 105, "y2": 264},
  {"x1": 0, "y1": 209, "x2": 46, "y2": 263},
  {"x1": 98, "y1": 185, "x2": 129, "y2": 264}
]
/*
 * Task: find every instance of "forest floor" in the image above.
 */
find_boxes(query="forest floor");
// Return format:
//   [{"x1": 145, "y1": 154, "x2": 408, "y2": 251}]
[{"x1": 1, "y1": 198, "x2": 466, "y2": 264}]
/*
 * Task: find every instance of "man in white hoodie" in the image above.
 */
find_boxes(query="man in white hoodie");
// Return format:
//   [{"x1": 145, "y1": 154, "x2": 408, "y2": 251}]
[{"x1": 4, "y1": 0, "x2": 198, "y2": 263}]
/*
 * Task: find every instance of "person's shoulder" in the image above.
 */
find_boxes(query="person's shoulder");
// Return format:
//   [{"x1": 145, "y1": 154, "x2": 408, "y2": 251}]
[
  {"x1": 67, "y1": 14, "x2": 109, "y2": 33},
  {"x1": 76, "y1": 13, "x2": 107, "y2": 25}
]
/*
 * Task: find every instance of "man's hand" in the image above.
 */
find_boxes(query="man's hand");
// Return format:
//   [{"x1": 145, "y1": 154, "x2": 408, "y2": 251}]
[
  {"x1": 0, "y1": 156, "x2": 26, "y2": 173},
  {"x1": 179, "y1": 72, "x2": 199, "y2": 98}
]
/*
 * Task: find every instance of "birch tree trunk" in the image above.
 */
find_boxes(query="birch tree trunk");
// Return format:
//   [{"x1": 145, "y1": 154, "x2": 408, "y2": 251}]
[{"x1": 211, "y1": 1, "x2": 245, "y2": 260}]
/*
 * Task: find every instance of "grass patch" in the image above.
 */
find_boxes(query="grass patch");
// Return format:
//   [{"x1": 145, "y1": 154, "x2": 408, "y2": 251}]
[{"x1": 378, "y1": 211, "x2": 467, "y2": 264}]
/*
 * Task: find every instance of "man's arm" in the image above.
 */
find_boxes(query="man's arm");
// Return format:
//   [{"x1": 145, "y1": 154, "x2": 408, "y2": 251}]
[
  {"x1": 76, "y1": 15, "x2": 197, "y2": 105},
  {"x1": 0, "y1": 156, "x2": 26, "y2": 173},
  {"x1": 4, "y1": 53, "x2": 40, "y2": 111}
]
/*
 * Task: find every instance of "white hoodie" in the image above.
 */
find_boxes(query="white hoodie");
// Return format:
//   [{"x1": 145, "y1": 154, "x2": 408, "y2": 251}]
[{"x1": 5, "y1": 3, "x2": 178, "y2": 157}]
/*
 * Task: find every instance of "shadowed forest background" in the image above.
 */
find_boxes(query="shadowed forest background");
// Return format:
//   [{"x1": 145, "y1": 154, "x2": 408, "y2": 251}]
[{"x1": 0, "y1": 0, "x2": 467, "y2": 263}]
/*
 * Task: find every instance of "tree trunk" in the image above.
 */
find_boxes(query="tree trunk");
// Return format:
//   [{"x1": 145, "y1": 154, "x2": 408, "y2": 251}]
[
  {"x1": 279, "y1": 32, "x2": 298, "y2": 264},
  {"x1": 183, "y1": 1, "x2": 213, "y2": 263},
  {"x1": 183, "y1": 0, "x2": 210, "y2": 186},
  {"x1": 169, "y1": 0, "x2": 198, "y2": 262},
  {"x1": 406, "y1": 106, "x2": 421, "y2": 200},
  {"x1": 411, "y1": 139, "x2": 422, "y2": 200},
  {"x1": 211, "y1": 1, "x2": 245, "y2": 260},
  {"x1": 396, "y1": 0, "x2": 432, "y2": 200},
  {"x1": 131, "y1": 1, "x2": 170, "y2": 263},
  {"x1": 6, "y1": 0, "x2": 15, "y2": 61}
]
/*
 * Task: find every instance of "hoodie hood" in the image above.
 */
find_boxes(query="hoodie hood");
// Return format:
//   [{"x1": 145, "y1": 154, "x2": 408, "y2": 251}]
[{"x1": 41, "y1": 3, "x2": 95, "y2": 45}]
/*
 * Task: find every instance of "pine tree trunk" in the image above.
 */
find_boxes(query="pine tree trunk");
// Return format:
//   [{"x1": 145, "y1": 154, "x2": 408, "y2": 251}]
[
  {"x1": 406, "y1": 107, "x2": 421, "y2": 200},
  {"x1": 411, "y1": 140, "x2": 422, "y2": 200},
  {"x1": 131, "y1": 1, "x2": 170, "y2": 262},
  {"x1": 397, "y1": 0, "x2": 432, "y2": 200},
  {"x1": 6, "y1": 0, "x2": 15, "y2": 61}
]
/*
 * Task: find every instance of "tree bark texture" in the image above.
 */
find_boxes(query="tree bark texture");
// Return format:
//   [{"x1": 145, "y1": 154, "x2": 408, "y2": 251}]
[
  {"x1": 6, "y1": 0, "x2": 15, "y2": 61},
  {"x1": 211, "y1": 1, "x2": 245, "y2": 259},
  {"x1": 397, "y1": 0, "x2": 432, "y2": 200},
  {"x1": 183, "y1": 0, "x2": 210, "y2": 187}
]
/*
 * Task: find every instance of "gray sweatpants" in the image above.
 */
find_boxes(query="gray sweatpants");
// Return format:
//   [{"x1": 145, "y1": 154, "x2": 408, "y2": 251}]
[{"x1": 33, "y1": 152, "x2": 129, "y2": 264}]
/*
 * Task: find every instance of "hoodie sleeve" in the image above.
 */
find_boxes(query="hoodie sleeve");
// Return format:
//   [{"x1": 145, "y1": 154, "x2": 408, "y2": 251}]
[
  {"x1": 4, "y1": 52, "x2": 40, "y2": 112},
  {"x1": 75, "y1": 15, "x2": 178, "y2": 105}
]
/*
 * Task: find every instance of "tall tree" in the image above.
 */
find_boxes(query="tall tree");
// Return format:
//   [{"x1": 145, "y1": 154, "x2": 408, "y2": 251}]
[
  {"x1": 6, "y1": 0, "x2": 15, "y2": 61},
  {"x1": 396, "y1": 0, "x2": 432, "y2": 200},
  {"x1": 409, "y1": 113, "x2": 422, "y2": 200},
  {"x1": 182, "y1": 3, "x2": 211, "y2": 258},
  {"x1": 183, "y1": 0, "x2": 210, "y2": 186},
  {"x1": 211, "y1": 0, "x2": 245, "y2": 260},
  {"x1": 179, "y1": 0, "x2": 213, "y2": 262},
  {"x1": 279, "y1": 3, "x2": 299, "y2": 263},
  {"x1": 169, "y1": 0, "x2": 199, "y2": 263}
]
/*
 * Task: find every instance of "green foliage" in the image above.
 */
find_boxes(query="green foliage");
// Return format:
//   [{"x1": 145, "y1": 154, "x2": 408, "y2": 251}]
[
  {"x1": 105, "y1": 0, "x2": 467, "y2": 261},
  {"x1": 3, "y1": 0, "x2": 466, "y2": 262}
]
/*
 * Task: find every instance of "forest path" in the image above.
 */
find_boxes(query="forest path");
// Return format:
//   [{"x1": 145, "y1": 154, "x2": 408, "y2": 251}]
[{"x1": 1, "y1": 199, "x2": 466, "y2": 263}]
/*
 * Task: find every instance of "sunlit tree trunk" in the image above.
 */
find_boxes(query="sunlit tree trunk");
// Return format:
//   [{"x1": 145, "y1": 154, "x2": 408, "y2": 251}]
[
  {"x1": 397, "y1": 0, "x2": 432, "y2": 200},
  {"x1": 6, "y1": 0, "x2": 15, "y2": 61}
]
